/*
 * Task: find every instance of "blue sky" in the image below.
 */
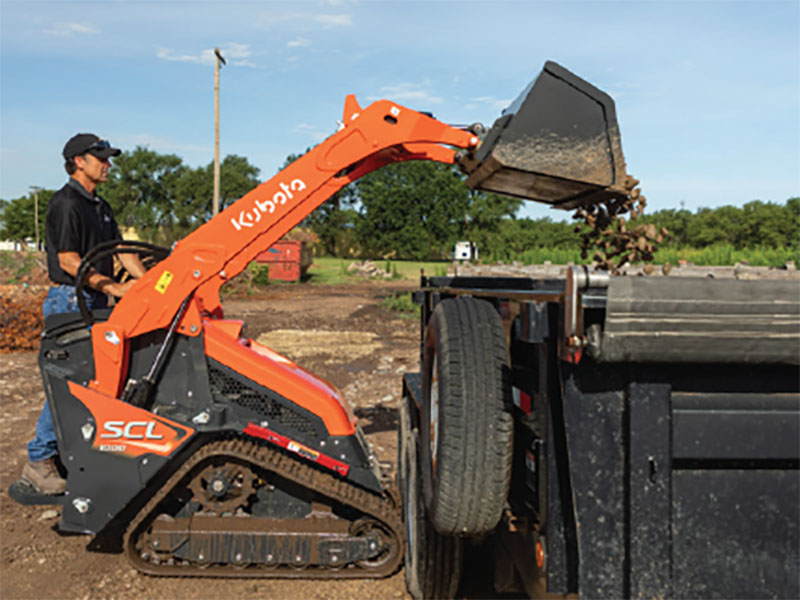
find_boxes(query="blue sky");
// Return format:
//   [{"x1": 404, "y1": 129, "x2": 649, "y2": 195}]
[{"x1": 1, "y1": 0, "x2": 798, "y2": 220}]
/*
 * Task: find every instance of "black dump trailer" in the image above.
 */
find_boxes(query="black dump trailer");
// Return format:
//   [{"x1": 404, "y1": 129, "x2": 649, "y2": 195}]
[{"x1": 398, "y1": 267, "x2": 800, "y2": 599}]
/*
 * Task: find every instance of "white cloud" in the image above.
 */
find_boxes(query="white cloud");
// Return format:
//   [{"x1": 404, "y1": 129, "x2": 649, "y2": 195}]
[
  {"x1": 156, "y1": 43, "x2": 257, "y2": 68},
  {"x1": 224, "y1": 42, "x2": 254, "y2": 60},
  {"x1": 257, "y1": 12, "x2": 353, "y2": 28},
  {"x1": 318, "y1": 0, "x2": 359, "y2": 7},
  {"x1": 287, "y1": 37, "x2": 311, "y2": 48},
  {"x1": 472, "y1": 96, "x2": 512, "y2": 111},
  {"x1": 293, "y1": 123, "x2": 331, "y2": 142},
  {"x1": 43, "y1": 22, "x2": 100, "y2": 36},
  {"x1": 314, "y1": 14, "x2": 352, "y2": 27},
  {"x1": 156, "y1": 47, "x2": 209, "y2": 64},
  {"x1": 368, "y1": 83, "x2": 444, "y2": 105}
]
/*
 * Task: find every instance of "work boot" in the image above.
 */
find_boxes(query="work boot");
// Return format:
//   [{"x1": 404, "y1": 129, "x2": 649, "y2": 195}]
[{"x1": 21, "y1": 457, "x2": 66, "y2": 495}]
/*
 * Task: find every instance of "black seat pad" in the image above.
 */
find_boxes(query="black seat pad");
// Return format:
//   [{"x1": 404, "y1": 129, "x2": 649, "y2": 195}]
[{"x1": 43, "y1": 308, "x2": 113, "y2": 337}]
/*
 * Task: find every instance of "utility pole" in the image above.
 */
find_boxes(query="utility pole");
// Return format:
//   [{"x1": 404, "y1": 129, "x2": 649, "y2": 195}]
[
  {"x1": 29, "y1": 185, "x2": 41, "y2": 251},
  {"x1": 213, "y1": 47, "x2": 226, "y2": 216}
]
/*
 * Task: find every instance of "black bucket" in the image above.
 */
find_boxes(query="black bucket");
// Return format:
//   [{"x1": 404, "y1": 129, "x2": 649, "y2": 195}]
[{"x1": 461, "y1": 61, "x2": 629, "y2": 210}]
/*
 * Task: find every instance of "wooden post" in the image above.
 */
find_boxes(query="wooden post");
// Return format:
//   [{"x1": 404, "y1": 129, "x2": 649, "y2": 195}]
[
  {"x1": 30, "y1": 185, "x2": 40, "y2": 251},
  {"x1": 213, "y1": 48, "x2": 226, "y2": 216}
]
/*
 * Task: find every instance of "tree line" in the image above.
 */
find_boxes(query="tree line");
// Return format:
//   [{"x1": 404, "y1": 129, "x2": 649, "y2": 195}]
[
  {"x1": 1, "y1": 147, "x2": 797, "y2": 261},
  {"x1": 0, "y1": 148, "x2": 261, "y2": 248}
]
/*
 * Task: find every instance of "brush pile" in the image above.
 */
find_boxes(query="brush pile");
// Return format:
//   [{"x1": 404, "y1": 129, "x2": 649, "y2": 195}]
[{"x1": 0, "y1": 251, "x2": 49, "y2": 352}]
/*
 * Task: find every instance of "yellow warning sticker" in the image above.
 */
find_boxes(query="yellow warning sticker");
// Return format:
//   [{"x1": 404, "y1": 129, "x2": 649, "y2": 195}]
[{"x1": 155, "y1": 270, "x2": 173, "y2": 294}]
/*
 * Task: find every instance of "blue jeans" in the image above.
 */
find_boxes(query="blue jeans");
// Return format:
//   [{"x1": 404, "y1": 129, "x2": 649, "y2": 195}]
[{"x1": 28, "y1": 285, "x2": 108, "y2": 462}]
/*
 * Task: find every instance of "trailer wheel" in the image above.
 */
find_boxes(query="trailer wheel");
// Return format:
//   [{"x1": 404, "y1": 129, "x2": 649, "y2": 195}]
[
  {"x1": 399, "y1": 397, "x2": 462, "y2": 600},
  {"x1": 421, "y1": 297, "x2": 513, "y2": 536}
]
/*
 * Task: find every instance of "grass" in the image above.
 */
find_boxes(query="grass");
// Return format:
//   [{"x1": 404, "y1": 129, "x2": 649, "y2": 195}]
[
  {"x1": 307, "y1": 257, "x2": 451, "y2": 284},
  {"x1": 485, "y1": 244, "x2": 799, "y2": 268},
  {"x1": 488, "y1": 247, "x2": 587, "y2": 266},
  {"x1": 651, "y1": 245, "x2": 798, "y2": 267},
  {"x1": 253, "y1": 244, "x2": 799, "y2": 289},
  {"x1": 380, "y1": 291, "x2": 419, "y2": 317}
]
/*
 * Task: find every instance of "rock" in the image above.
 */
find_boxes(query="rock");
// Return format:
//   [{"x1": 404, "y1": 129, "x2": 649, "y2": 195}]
[
  {"x1": 347, "y1": 260, "x2": 391, "y2": 278},
  {"x1": 38, "y1": 509, "x2": 59, "y2": 521},
  {"x1": 381, "y1": 395, "x2": 394, "y2": 403}
]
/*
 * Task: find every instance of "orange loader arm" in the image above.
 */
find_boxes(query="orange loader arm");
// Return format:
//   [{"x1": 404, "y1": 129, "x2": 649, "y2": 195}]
[{"x1": 89, "y1": 96, "x2": 480, "y2": 398}]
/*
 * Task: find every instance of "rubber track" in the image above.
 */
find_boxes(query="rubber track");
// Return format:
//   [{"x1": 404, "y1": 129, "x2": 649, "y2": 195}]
[{"x1": 123, "y1": 437, "x2": 403, "y2": 578}]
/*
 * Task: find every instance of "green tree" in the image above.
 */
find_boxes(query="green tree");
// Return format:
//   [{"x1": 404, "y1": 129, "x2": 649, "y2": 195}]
[
  {"x1": 280, "y1": 150, "x2": 358, "y2": 256},
  {"x1": 176, "y1": 154, "x2": 261, "y2": 223},
  {"x1": 741, "y1": 200, "x2": 796, "y2": 248},
  {"x1": 688, "y1": 205, "x2": 748, "y2": 248},
  {"x1": 100, "y1": 147, "x2": 187, "y2": 244},
  {"x1": 640, "y1": 208, "x2": 693, "y2": 246},
  {"x1": 353, "y1": 161, "x2": 521, "y2": 259},
  {"x1": 785, "y1": 198, "x2": 800, "y2": 249},
  {"x1": 100, "y1": 148, "x2": 260, "y2": 245},
  {"x1": 0, "y1": 189, "x2": 54, "y2": 247},
  {"x1": 460, "y1": 190, "x2": 524, "y2": 254}
]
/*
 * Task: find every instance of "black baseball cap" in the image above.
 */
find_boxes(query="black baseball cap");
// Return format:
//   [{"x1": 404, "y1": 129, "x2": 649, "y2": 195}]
[{"x1": 62, "y1": 133, "x2": 121, "y2": 159}]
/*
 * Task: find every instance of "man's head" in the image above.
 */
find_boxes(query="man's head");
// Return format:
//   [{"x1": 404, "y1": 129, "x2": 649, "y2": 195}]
[{"x1": 63, "y1": 133, "x2": 121, "y2": 176}]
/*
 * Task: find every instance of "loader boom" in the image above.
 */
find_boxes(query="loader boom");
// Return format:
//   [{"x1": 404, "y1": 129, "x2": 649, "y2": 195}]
[{"x1": 88, "y1": 97, "x2": 479, "y2": 399}]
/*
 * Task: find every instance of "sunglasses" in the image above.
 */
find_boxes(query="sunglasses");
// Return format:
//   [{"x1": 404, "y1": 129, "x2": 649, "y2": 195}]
[{"x1": 87, "y1": 139, "x2": 112, "y2": 152}]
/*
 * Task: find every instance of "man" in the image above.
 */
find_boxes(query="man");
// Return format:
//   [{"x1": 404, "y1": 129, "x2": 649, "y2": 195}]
[{"x1": 21, "y1": 133, "x2": 146, "y2": 495}]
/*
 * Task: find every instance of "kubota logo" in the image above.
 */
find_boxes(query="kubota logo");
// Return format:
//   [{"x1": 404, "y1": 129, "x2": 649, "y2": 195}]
[
  {"x1": 231, "y1": 178, "x2": 307, "y2": 231},
  {"x1": 101, "y1": 420, "x2": 164, "y2": 440}
]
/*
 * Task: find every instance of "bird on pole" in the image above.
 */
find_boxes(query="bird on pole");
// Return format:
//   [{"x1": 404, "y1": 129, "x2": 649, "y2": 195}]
[{"x1": 213, "y1": 48, "x2": 227, "y2": 216}]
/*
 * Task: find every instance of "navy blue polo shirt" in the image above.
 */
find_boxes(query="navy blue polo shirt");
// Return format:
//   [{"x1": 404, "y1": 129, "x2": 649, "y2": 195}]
[{"x1": 45, "y1": 178, "x2": 121, "y2": 286}]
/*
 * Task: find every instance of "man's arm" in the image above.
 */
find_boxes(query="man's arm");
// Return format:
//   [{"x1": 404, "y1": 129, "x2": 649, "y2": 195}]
[
  {"x1": 118, "y1": 252, "x2": 147, "y2": 279},
  {"x1": 57, "y1": 251, "x2": 134, "y2": 298}
]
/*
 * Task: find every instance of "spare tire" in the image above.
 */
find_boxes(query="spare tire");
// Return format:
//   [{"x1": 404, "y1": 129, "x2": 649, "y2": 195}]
[
  {"x1": 420, "y1": 297, "x2": 513, "y2": 536},
  {"x1": 399, "y1": 396, "x2": 463, "y2": 599}
]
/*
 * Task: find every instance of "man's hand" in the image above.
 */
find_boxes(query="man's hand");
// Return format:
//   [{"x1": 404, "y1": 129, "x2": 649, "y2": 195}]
[
  {"x1": 99, "y1": 279, "x2": 136, "y2": 298},
  {"x1": 57, "y1": 251, "x2": 138, "y2": 297},
  {"x1": 118, "y1": 251, "x2": 147, "y2": 279}
]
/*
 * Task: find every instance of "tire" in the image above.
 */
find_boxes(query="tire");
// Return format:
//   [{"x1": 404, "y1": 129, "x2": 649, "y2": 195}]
[
  {"x1": 399, "y1": 396, "x2": 462, "y2": 600},
  {"x1": 420, "y1": 297, "x2": 513, "y2": 537}
]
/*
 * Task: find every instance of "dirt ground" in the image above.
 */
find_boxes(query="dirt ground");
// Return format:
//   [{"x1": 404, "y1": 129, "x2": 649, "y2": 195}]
[{"x1": 0, "y1": 280, "x2": 503, "y2": 600}]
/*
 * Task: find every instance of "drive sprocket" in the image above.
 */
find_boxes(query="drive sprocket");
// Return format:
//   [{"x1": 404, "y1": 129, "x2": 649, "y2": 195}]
[{"x1": 188, "y1": 460, "x2": 256, "y2": 514}]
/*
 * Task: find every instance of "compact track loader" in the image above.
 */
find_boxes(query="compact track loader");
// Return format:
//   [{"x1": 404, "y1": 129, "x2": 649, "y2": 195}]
[{"x1": 9, "y1": 62, "x2": 632, "y2": 578}]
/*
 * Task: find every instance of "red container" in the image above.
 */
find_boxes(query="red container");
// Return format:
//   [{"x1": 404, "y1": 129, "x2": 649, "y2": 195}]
[
  {"x1": 267, "y1": 260, "x2": 302, "y2": 282},
  {"x1": 257, "y1": 241, "x2": 299, "y2": 263},
  {"x1": 256, "y1": 241, "x2": 311, "y2": 281},
  {"x1": 256, "y1": 241, "x2": 312, "y2": 265}
]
